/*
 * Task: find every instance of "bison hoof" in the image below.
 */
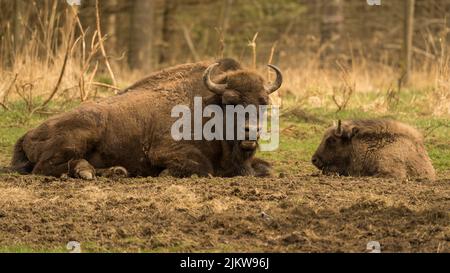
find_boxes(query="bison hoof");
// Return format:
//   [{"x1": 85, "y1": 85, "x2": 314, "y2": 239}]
[
  {"x1": 110, "y1": 166, "x2": 128, "y2": 178},
  {"x1": 95, "y1": 166, "x2": 129, "y2": 178},
  {"x1": 78, "y1": 170, "x2": 95, "y2": 180},
  {"x1": 159, "y1": 169, "x2": 171, "y2": 177}
]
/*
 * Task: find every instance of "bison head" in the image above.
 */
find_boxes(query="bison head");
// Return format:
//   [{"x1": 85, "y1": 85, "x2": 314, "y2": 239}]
[
  {"x1": 202, "y1": 62, "x2": 282, "y2": 156},
  {"x1": 311, "y1": 120, "x2": 360, "y2": 175}
]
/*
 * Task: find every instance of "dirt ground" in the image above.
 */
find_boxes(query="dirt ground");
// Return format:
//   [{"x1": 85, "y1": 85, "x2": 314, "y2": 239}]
[{"x1": 0, "y1": 172, "x2": 448, "y2": 253}]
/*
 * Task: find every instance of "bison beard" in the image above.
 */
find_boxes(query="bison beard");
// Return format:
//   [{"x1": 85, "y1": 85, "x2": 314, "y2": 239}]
[
  {"x1": 10, "y1": 59, "x2": 281, "y2": 179},
  {"x1": 218, "y1": 140, "x2": 257, "y2": 177}
]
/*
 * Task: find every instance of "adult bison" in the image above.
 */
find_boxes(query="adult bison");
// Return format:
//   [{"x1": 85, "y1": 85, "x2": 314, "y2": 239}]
[
  {"x1": 311, "y1": 119, "x2": 436, "y2": 180},
  {"x1": 11, "y1": 58, "x2": 282, "y2": 179}
]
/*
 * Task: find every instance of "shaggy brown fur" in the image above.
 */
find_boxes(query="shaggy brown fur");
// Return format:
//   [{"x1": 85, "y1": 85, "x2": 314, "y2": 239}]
[
  {"x1": 312, "y1": 119, "x2": 436, "y2": 180},
  {"x1": 11, "y1": 59, "x2": 279, "y2": 179}
]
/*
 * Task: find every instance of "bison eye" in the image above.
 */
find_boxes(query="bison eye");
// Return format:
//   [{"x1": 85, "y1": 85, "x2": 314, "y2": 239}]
[
  {"x1": 259, "y1": 97, "x2": 268, "y2": 105},
  {"x1": 326, "y1": 137, "x2": 336, "y2": 146}
]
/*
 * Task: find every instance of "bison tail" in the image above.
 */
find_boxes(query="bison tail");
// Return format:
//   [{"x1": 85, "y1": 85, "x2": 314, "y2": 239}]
[{"x1": 10, "y1": 134, "x2": 33, "y2": 174}]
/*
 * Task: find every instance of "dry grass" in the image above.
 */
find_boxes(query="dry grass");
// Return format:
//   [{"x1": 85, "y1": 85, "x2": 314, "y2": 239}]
[
  {"x1": 277, "y1": 58, "x2": 450, "y2": 116},
  {"x1": 0, "y1": 4, "x2": 121, "y2": 115},
  {"x1": 0, "y1": 5, "x2": 449, "y2": 119}
]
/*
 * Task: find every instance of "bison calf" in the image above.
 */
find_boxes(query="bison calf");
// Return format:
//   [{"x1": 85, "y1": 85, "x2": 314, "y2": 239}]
[{"x1": 311, "y1": 119, "x2": 436, "y2": 180}]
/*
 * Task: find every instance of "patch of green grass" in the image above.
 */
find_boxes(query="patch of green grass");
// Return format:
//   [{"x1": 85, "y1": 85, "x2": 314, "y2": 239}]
[
  {"x1": 0, "y1": 102, "x2": 41, "y2": 165},
  {"x1": 262, "y1": 100, "x2": 449, "y2": 174},
  {"x1": 260, "y1": 120, "x2": 324, "y2": 174},
  {"x1": 0, "y1": 245, "x2": 66, "y2": 253},
  {"x1": 96, "y1": 74, "x2": 114, "y2": 86},
  {"x1": 0, "y1": 241, "x2": 121, "y2": 253},
  {"x1": 0, "y1": 100, "x2": 82, "y2": 165},
  {"x1": 0, "y1": 91, "x2": 448, "y2": 174}
]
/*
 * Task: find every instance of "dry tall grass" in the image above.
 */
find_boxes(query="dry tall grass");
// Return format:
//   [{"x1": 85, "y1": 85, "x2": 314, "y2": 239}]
[
  {"x1": 0, "y1": 2, "x2": 120, "y2": 116},
  {"x1": 0, "y1": 4, "x2": 449, "y2": 118},
  {"x1": 278, "y1": 39, "x2": 450, "y2": 116}
]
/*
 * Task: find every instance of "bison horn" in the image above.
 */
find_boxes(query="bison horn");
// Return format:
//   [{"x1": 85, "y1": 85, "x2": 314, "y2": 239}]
[
  {"x1": 203, "y1": 63, "x2": 227, "y2": 95},
  {"x1": 265, "y1": 64, "x2": 283, "y2": 94},
  {"x1": 335, "y1": 120, "x2": 343, "y2": 136}
]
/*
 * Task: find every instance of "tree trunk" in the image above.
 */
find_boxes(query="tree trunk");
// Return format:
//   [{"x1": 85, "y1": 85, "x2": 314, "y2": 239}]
[
  {"x1": 128, "y1": 0, "x2": 155, "y2": 70},
  {"x1": 114, "y1": 1, "x2": 131, "y2": 65},
  {"x1": 159, "y1": 0, "x2": 178, "y2": 65},
  {"x1": 403, "y1": 0, "x2": 415, "y2": 85},
  {"x1": 320, "y1": 0, "x2": 344, "y2": 64},
  {"x1": 79, "y1": 0, "x2": 96, "y2": 48},
  {"x1": 12, "y1": 0, "x2": 24, "y2": 54}
]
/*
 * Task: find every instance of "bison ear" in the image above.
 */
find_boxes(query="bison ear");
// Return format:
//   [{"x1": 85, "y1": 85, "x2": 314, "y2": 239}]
[
  {"x1": 341, "y1": 126, "x2": 359, "y2": 140},
  {"x1": 334, "y1": 121, "x2": 359, "y2": 140}
]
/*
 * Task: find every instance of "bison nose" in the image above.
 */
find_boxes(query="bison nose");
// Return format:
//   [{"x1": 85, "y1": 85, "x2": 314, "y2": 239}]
[
  {"x1": 245, "y1": 125, "x2": 260, "y2": 140},
  {"x1": 311, "y1": 155, "x2": 322, "y2": 168}
]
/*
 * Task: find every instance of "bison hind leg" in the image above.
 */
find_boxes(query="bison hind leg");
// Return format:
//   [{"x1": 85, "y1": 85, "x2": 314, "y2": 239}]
[{"x1": 11, "y1": 134, "x2": 34, "y2": 174}]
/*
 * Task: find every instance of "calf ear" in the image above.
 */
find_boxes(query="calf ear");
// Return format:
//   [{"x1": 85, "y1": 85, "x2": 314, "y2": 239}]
[
  {"x1": 342, "y1": 126, "x2": 359, "y2": 140},
  {"x1": 351, "y1": 127, "x2": 359, "y2": 137},
  {"x1": 335, "y1": 123, "x2": 359, "y2": 140}
]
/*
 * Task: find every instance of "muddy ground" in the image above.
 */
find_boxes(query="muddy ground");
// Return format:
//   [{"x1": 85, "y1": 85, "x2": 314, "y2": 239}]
[{"x1": 0, "y1": 172, "x2": 448, "y2": 253}]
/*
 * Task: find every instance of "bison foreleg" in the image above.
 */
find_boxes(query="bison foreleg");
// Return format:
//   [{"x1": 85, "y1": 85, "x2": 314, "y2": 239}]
[{"x1": 68, "y1": 159, "x2": 96, "y2": 180}]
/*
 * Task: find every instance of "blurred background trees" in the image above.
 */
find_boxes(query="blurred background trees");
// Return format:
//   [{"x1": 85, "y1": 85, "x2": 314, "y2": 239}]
[
  {"x1": 0, "y1": 0, "x2": 449, "y2": 115},
  {"x1": 1, "y1": 0, "x2": 449, "y2": 71}
]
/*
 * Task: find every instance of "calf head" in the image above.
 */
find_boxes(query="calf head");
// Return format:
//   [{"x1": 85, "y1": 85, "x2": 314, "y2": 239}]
[{"x1": 312, "y1": 120, "x2": 360, "y2": 175}]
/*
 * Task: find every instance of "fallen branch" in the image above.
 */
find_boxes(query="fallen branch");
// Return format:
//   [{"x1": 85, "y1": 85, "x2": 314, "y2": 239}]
[{"x1": 91, "y1": 81, "x2": 121, "y2": 91}]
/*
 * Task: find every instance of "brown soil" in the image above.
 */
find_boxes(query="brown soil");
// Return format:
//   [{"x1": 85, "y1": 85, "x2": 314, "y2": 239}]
[{"x1": 0, "y1": 173, "x2": 449, "y2": 253}]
